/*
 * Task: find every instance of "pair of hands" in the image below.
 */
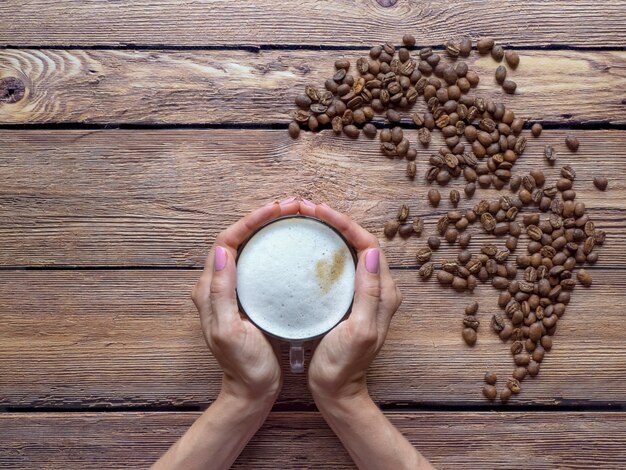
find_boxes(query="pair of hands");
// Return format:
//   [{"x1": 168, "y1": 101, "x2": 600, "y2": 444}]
[{"x1": 191, "y1": 197, "x2": 402, "y2": 406}]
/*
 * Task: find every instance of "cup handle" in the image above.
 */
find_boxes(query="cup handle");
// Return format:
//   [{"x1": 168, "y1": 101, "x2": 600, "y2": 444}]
[{"x1": 289, "y1": 342, "x2": 304, "y2": 373}]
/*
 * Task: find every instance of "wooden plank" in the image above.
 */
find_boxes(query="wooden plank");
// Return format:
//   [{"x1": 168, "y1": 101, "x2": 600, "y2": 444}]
[
  {"x1": 1, "y1": 411, "x2": 625, "y2": 469},
  {"x1": 0, "y1": 129, "x2": 622, "y2": 268},
  {"x1": 1, "y1": 0, "x2": 625, "y2": 47},
  {"x1": 0, "y1": 49, "x2": 624, "y2": 124},
  {"x1": 1, "y1": 269, "x2": 624, "y2": 408}
]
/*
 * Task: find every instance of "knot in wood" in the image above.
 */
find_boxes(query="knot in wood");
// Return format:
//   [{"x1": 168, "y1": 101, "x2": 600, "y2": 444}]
[{"x1": 0, "y1": 77, "x2": 25, "y2": 103}]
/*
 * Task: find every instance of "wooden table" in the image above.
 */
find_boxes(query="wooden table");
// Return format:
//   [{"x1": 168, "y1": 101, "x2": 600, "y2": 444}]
[{"x1": 1, "y1": 1, "x2": 625, "y2": 468}]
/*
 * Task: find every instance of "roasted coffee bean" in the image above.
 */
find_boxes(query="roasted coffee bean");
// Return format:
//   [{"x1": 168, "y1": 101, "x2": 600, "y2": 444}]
[
  {"x1": 343, "y1": 124, "x2": 359, "y2": 139},
  {"x1": 450, "y1": 189, "x2": 460, "y2": 206},
  {"x1": 531, "y1": 123, "x2": 543, "y2": 137},
  {"x1": 505, "y1": 50, "x2": 520, "y2": 68},
  {"x1": 495, "y1": 65, "x2": 507, "y2": 84},
  {"x1": 483, "y1": 384, "x2": 497, "y2": 400},
  {"x1": 384, "y1": 220, "x2": 400, "y2": 238},
  {"x1": 485, "y1": 372, "x2": 498, "y2": 385},
  {"x1": 544, "y1": 144, "x2": 556, "y2": 163},
  {"x1": 491, "y1": 45, "x2": 504, "y2": 61},
  {"x1": 437, "y1": 269, "x2": 454, "y2": 285},
  {"x1": 462, "y1": 327, "x2": 477, "y2": 346},
  {"x1": 491, "y1": 313, "x2": 506, "y2": 332},
  {"x1": 507, "y1": 377, "x2": 521, "y2": 394},
  {"x1": 288, "y1": 121, "x2": 300, "y2": 138},
  {"x1": 418, "y1": 127, "x2": 432, "y2": 145},
  {"x1": 428, "y1": 188, "x2": 441, "y2": 206},
  {"x1": 428, "y1": 235, "x2": 441, "y2": 250},
  {"x1": 466, "y1": 301, "x2": 479, "y2": 315},
  {"x1": 565, "y1": 134, "x2": 579, "y2": 151},
  {"x1": 502, "y1": 80, "x2": 517, "y2": 94},
  {"x1": 402, "y1": 34, "x2": 416, "y2": 47},
  {"x1": 477, "y1": 37, "x2": 495, "y2": 54},
  {"x1": 362, "y1": 122, "x2": 377, "y2": 139},
  {"x1": 459, "y1": 37, "x2": 472, "y2": 56},
  {"x1": 416, "y1": 247, "x2": 433, "y2": 264},
  {"x1": 397, "y1": 204, "x2": 410, "y2": 222},
  {"x1": 500, "y1": 387, "x2": 512, "y2": 403},
  {"x1": 514, "y1": 352, "x2": 531, "y2": 366},
  {"x1": 418, "y1": 262, "x2": 434, "y2": 279},
  {"x1": 464, "y1": 315, "x2": 480, "y2": 330},
  {"x1": 594, "y1": 176, "x2": 608, "y2": 191},
  {"x1": 577, "y1": 268, "x2": 592, "y2": 286},
  {"x1": 561, "y1": 165, "x2": 576, "y2": 181}
]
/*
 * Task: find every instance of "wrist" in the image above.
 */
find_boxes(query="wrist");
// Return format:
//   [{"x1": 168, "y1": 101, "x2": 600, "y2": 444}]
[
  {"x1": 220, "y1": 375, "x2": 281, "y2": 406},
  {"x1": 310, "y1": 380, "x2": 370, "y2": 411},
  {"x1": 215, "y1": 388, "x2": 275, "y2": 419}
]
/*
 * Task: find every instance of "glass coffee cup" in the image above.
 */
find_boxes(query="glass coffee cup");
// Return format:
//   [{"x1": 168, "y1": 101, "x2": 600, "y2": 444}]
[{"x1": 236, "y1": 215, "x2": 357, "y2": 372}]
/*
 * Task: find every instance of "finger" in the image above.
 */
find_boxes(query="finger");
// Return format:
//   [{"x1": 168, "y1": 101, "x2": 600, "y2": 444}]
[
  {"x1": 213, "y1": 198, "x2": 300, "y2": 257},
  {"x1": 298, "y1": 198, "x2": 317, "y2": 217},
  {"x1": 315, "y1": 203, "x2": 379, "y2": 253},
  {"x1": 209, "y1": 246, "x2": 240, "y2": 326},
  {"x1": 376, "y1": 249, "x2": 401, "y2": 329},
  {"x1": 349, "y1": 248, "x2": 381, "y2": 330}
]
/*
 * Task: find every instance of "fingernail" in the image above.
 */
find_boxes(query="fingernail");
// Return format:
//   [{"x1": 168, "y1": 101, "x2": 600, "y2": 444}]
[
  {"x1": 214, "y1": 246, "x2": 227, "y2": 271},
  {"x1": 279, "y1": 196, "x2": 297, "y2": 205},
  {"x1": 301, "y1": 198, "x2": 316, "y2": 208},
  {"x1": 365, "y1": 248, "x2": 380, "y2": 274}
]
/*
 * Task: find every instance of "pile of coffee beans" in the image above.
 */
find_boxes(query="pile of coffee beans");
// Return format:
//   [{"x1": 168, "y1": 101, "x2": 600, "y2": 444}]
[{"x1": 287, "y1": 35, "x2": 608, "y2": 403}]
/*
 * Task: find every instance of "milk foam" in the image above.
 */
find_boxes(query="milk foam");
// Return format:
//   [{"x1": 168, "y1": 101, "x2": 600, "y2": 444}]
[{"x1": 237, "y1": 217, "x2": 356, "y2": 341}]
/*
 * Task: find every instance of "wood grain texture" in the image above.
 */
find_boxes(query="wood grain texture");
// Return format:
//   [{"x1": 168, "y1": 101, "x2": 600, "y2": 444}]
[
  {"x1": 1, "y1": 0, "x2": 625, "y2": 47},
  {"x1": 1, "y1": 269, "x2": 624, "y2": 408},
  {"x1": 1, "y1": 412, "x2": 625, "y2": 469},
  {"x1": 0, "y1": 129, "x2": 622, "y2": 268},
  {"x1": 0, "y1": 49, "x2": 624, "y2": 124}
]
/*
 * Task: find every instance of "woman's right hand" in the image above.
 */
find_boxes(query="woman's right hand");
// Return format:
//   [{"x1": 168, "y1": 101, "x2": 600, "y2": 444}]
[{"x1": 299, "y1": 200, "x2": 403, "y2": 403}]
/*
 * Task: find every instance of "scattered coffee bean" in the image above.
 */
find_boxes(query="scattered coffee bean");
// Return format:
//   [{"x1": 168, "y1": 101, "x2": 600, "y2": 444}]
[
  {"x1": 418, "y1": 262, "x2": 434, "y2": 279},
  {"x1": 495, "y1": 65, "x2": 507, "y2": 84},
  {"x1": 531, "y1": 123, "x2": 542, "y2": 137},
  {"x1": 593, "y1": 177, "x2": 608, "y2": 191},
  {"x1": 462, "y1": 327, "x2": 477, "y2": 346},
  {"x1": 491, "y1": 45, "x2": 504, "y2": 62},
  {"x1": 466, "y1": 301, "x2": 479, "y2": 315},
  {"x1": 504, "y1": 51, "x2": 520, "y2": 68},
  {"x1": 384, "y1": 220, "x2": 400, "y2": 238},
  {"x1": 577, "y1": 268, "x2": 592, "y2": 287},
  {"x1": 502, "y1": 79, "x2": 517, "y2": 94},
  {"x1": 565, "y1": 134, "x2": 579, "y2": 151},
  {"x1": 476, "y1": 37, "x2": 495, "y2": 54},
  {"x1": 428, "y1": 188, "x2": 441, "y2": 206},
  {"x1": 482, "y1": 384, "x2": 497, "y2": 400},
  {"x1": 288, "y1": 121, "x2": 300, "y2": 138},
  {"x1": 507, "y1": 377, "x2": 521, "y2": 394},
  {"x1": 485, "y1": 371, "x2": 498, "y2": 385},
  {"x1": 500, "y1": 387, "x2": 512, "y2": 403},
  {"x1": 402, "y1": 34, "x2": 416, "y2": 47},
  {"x1": 398, "y1": 224, "x2": 414, "y2": 238},
  {"x1": 450, "y1": 189, "x2": 460, "y2": 206}
]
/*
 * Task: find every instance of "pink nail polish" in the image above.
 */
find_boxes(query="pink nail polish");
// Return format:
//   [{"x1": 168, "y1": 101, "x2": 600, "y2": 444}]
[
  {"x1": 214, "y1": 246, "x2": 227, "y2": 271},
  {"x1": 301, "y1": 198, "x2": 316, "y2": 208},
  {"x1": 365, "y1": 248, "x2": 380, "y2": 274},
  {"x1": 279, "y1": 196, "x2": 297, "y2": 205}
]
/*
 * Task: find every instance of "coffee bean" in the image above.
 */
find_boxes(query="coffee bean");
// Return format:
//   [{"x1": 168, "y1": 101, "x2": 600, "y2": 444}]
[
  {"x1": 384, "y1": 220, "x2": 399, "y2": 238},
  {"x1": 491, "y1": 45, "x2": 504, "y2": 62},
  {"x1": 449, "y1": 189, "x2": 461, "y2": 206},
  {"x1": 402, "y1": 34, "x2": 416, "y2": 47},
  {"x1": 288, "y1": 121, "x2": 300, "y2": 138},
  {"x1": 565, "y1": 134, "x2": 579, "y2": 151},
  {"x1": 417, "y1": 247, "x2": 433, "y2": 264},
  {"x1": 577, "y1": 268, "x2": 592, "y2": 287},
  {"x1": 413, "y1": 218, "x2": 424, "y2": 235},
  {"x1": 482, "y1": 384, "x2": 497, "y2": 400},
  {"x1": 437, "y1": 269, "x2": 454, "y2": 285},
  {"x1": 502, "y1": 79, "x2": 517, "y2": 94},
  {"x1": 407, "y1": 161, "x2": 417, "y2": 179},
  {"x1": 466, "y1": 301, "x2": 479, "y2": 315},
  {"x1": 398, "y1": 224, "x2": 414, "y2": 238},
  {"x1": 531, "y1": 123, "x2": 542, "y2": 137},
  {"x1": 485, "y1": 372, "x2": 498, "y2": 385},
  {"x1": 504, "y1": 51, "x2": 520, "y2": 68},
  {"x1": 362, "y1": 123, "x2": 377, "y2": 139},
  {"x1": 544, "y1": 144, "x2": 556, "y2": 163},
  {"x1": 427, "y1": 235, "x2": 441, "y2": 250},
  {"x1": 428, "y1": 188, "x2": 441, "y2": 206},
  {"x1": 477, "y1": 37, "x2": 495, "y2": 54},
  {"x1": 500, "y1": 387, "x2": 512, "y2": 403},
  {"x1": 418, "y1": 262, "x2": 434, "y2": 279},
  {"x1": 462, "y1": 327, "x2": 477, "y2": 346},
  {"x1": 343, "y1": 124, "x2": 359, "y2": 139},
  {"x1": 459, "y1": 37, "x2": 472, "y2": 56},
  {"x1": 593, "y1": 176, "x2": 608, "y2": 191},
  {"x1": 495, "y1": 65, "x2": 507, "y2": 84},
  {"x1": 507, "y1": 377, "x2": 521, "y2": 394}
]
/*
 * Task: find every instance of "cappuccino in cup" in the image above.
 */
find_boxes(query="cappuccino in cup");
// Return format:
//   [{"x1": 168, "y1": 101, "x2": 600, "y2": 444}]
[{"x1": 236, "y1": 216, "x2": 357, "y2": 344}]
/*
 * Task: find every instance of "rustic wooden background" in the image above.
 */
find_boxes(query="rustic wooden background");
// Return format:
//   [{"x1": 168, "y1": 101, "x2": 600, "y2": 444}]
[{"x1": 1, "y1": 1, "x2": 626, "y2": 468}]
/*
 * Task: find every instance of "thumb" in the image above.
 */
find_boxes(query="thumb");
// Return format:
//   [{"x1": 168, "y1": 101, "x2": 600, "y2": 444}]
[
  {"x1": 210, "y1": 246, "x2": 240, "y2": 324},
  {"x1": 350, "y1": 248, "x2": 381, "y2": 327}
]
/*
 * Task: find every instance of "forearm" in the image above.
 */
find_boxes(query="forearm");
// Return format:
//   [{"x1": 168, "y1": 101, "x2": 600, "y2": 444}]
[
  {"x1": 152, "y1": 391, "x2": 273, "y2": 470},
  {"x1": 314, "y1": 391, "x2": 434, "y2": 470}
]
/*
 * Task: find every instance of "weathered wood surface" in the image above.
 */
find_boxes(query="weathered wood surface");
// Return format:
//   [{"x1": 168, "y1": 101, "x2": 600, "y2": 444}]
[
  {"x1": 0, "y1": 129, "x2": 622, "y2": 268},
  {"x1": 1, "y1": 411, "x2": 625, "y2": 469},
  {"x1": 0, "y1": 49, "x2": 624, "y2": 125},
  {"x1": 1, "y1": 0, "x2": 625, "y2": 48},
  {"x1": 2, "y1": 269, "x2": 624, "y2": 408}
]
